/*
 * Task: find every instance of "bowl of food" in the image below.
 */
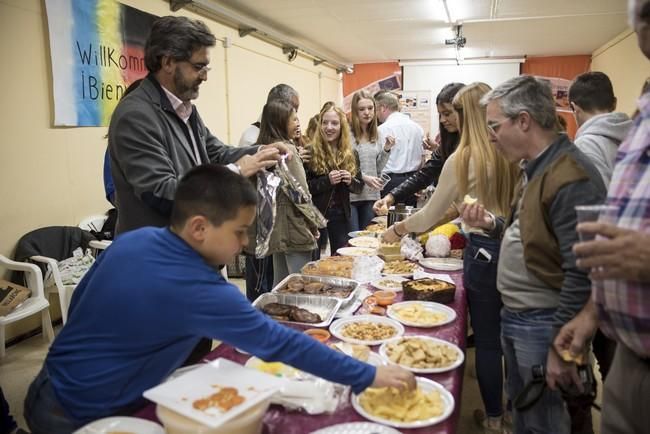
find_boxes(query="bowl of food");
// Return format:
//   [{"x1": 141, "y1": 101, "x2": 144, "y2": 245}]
[
  {"x1": 351, "y1": 377, "x2": 455, "y2": 428},
  {"x1": 373, "y1": 290, "x2": 397, "y2": 306},
  {"x1": 304, "y1": 328, "x2": 331, "y2": 343}
]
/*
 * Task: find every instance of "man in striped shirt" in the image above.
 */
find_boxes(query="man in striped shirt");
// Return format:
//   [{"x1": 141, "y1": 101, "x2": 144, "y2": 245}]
[{"x1": 554, "y1": 1, "x2": 650, "y2": 432}]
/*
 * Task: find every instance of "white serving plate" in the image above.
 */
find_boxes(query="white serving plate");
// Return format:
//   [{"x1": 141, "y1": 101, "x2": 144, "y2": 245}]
[
  {"x1": 309, "y1": 422, "x2": 402, "y2": 434},
  {"x1": 348, "y1": 236, "x2": 380, "y2": 249},
  {"x1": 351, "y1": 377, "x2": 455, "y2": 429},
  {"x1": 418, "y1": 257, "x2": 463, "y2": 271},
  {"x1": 143, "y1": 358, "x2": 282, "y2": 429},
  {"x1": 348, "y1": 230, "x2": 380, "y2": 238},
  {"x1": 386, "y1": 301, "x2": 457, "y2": 328},
  {"x1": 329, "y1": 315, "x2": 404, "y2": 346},
  {"x1": 74, "y1": 417, "x2": 164, "y2": 434},
  {"x1": 337, "y1": 246, "x2": 377, "y2": 257},
  {"x1": 370, "y1": 276, "x2": 409, "y2": 292},
  {"x1": 379, "y1": 336, "x2": 464, "y2": 374}
]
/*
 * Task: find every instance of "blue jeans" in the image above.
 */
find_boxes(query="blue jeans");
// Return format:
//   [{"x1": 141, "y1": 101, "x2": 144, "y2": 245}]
[
  {"x1": 24, "y1": 368, "x2": 81, "y2": 434},
  {"x1": 350, "y1": 200, "x2": 376, "y2": 232},
  {"x1": 325, "y1": 207, "x2": 351, "y2": 254},
  {"x1": 501, "y1": 308, "x2": 570, "y2": 434},
  {"x1": 463, "y1": 234, "x2": 503, "y2": 418}
]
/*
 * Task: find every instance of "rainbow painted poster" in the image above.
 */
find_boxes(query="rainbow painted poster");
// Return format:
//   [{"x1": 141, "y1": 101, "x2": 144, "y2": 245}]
[{"x1": 45, "y1": 0, "x2": 157, "y2": 126}]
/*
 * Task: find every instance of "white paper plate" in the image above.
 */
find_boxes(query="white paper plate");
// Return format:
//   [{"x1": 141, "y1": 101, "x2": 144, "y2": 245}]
[
  {"x1": 351, "y1": 377, "x2": 455, "y2": 429},
  {"x1": 329, "y1": 315, "x2": 404, "y2": 346},
  {"x1": 337, "y1": 247, "x2": 377, "y2": 257},
  {"x1": 348, "y1": 236, "x2": 380, "y2": 249},
  {"x1": 310, "y1": 422, "x2": 402, "y2": 434},
  {"x1": 386, "y1": 301, "x2": 457, "y2": 328},
  {"x1": 143, "y1": 358, "x2": 282, "y2": 429},
  {"x1": 74, "y1": 417, "x2": 164, "y2": 434},
  {"x1": 348, "y1": 230, "x2": 380, "y2": 238},
  {"x1": 379, "y1": 336, "x2": 464, "y2": 374},
  {"x1": 418, "y1": 257, "x2": 463, "y2": 271},
  {"x1": 370, "y1": 276, "x2": 409, "y2": 292}
]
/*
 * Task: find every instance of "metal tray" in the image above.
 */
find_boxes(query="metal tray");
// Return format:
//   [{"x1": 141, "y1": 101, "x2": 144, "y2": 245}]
[
  {"x1": 272, "y1": 273, "x2": 361, "y2": 305},
  {"x1": 253, "y1": 292, "x2": 342, "y2": 328}
]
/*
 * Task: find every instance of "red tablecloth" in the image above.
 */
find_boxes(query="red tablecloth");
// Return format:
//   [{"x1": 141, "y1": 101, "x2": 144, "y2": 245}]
[{"x1": 135, "y1": 269, "x2": 467, "y2": 433}]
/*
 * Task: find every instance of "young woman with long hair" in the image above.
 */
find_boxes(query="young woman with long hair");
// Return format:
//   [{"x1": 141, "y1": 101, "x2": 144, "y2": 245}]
[
  {"x1": 382, "y1": 82, "x2": 519, "y2": 432},
  {"x1": 254, "y1": 100, "x2": 320, "y2": 285},
  {"x1": 349, "y1": 91, "x2": 392, "y2": 230},
  {"x1": 306, "y1": 104, "x2": 363, "y2": 255},
  {"x1": 373, "y1": 82, "x2": 465, "y2": 213}
]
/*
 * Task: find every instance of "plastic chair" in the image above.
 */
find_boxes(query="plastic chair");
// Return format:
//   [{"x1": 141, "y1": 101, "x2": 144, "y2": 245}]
[
  {"x1": 14, "y1": 227, "x2": 96, "y2": 325},
  {"x1": 0, "y1": 255, "x2": 54, "y2": 358},
  {"x1": 78, "y1": 215, "x2": 108, "y2": 233}
]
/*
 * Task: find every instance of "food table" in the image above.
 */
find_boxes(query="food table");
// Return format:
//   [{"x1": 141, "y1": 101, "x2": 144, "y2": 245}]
[{"x1": 135, "y1": 268, "x2": 467, "y2": 433}]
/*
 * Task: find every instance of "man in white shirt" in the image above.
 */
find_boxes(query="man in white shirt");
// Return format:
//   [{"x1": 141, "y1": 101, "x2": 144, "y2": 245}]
[
  {"x1": 375, "y1": 91, "x2": 424, "y2": 206},
  {"x1": 239, "y1": 84, "x2": 300, "y2": 146}
]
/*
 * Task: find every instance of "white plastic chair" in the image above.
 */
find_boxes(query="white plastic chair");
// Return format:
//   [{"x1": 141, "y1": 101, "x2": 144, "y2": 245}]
[
  {"x1": 78, "y1": 215, "x2": 108, "y2": 233},
  {"x1": 0, "y1": 255, "x2": 54, "y2": 358},
  {"x1": 29, "y1": 254, "x2": 78, "y2": 324}
]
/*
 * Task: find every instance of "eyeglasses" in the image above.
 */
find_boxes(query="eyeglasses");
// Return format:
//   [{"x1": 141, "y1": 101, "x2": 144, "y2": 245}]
[
  {"x1": 487, "y1": 117, "x2": 511, "y2": 135},
  {"x1": 186, "y1": 61, "x2": 211, "y2": 75}
]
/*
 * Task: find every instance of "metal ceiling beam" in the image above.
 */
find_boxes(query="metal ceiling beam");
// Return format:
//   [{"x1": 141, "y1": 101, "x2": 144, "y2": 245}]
[{"x1": 168, "y1": 0, "x2": 353, "y2": 72}]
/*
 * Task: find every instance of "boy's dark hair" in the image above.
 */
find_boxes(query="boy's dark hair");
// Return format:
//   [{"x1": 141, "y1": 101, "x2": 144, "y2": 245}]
[
  {"x1": 257, "y1": 100, "x2": 294, "y2": 145},
  {"x1": 170, "y1": 164, "x2": 256, "y2": 228},
  {"x1": 569, "y1": 72, "x2": 616, "y2": 113}
]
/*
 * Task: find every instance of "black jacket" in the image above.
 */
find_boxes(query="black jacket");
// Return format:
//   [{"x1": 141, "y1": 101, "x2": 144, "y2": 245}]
[
  {"x1": 306, "y1": 151, "x2": 364, "y2": 220},
  {"x1": 390, "y1": 155, "x2": 444, "y2": 202}
]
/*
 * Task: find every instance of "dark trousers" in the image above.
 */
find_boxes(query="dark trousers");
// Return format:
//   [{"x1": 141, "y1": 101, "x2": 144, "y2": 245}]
[
  {"x1": 244, "y1": 253, "x2": 274, "y2": 302},
  {"x1": 463, "y1": 234, "x2": 504, "y2": 418},
  {"x1": 381, "y1": 171, "x2": 417, "y2": 206},
  {"x1": 1, "y1": 386, "x2": 17, "y2": 434},
  {"x1": 326, "y1": 207, "x2": 352, "y2": 254},
  {"x1": 350, "y1": 200, "x2": 376, "y2": 232},
  {"x1": 566, "y1": 330, "x2": 617, "y2": 434}
]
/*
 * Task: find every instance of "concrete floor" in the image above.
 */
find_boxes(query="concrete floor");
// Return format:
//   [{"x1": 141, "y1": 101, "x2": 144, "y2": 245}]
[{"x1": 0, "y1": 278, "x2": 602, "y2": 433}]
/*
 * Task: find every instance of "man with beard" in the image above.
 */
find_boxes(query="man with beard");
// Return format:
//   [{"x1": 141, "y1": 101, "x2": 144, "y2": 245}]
[{"x1": 109, "y1": 16, "x2": 286, "y2": 235}]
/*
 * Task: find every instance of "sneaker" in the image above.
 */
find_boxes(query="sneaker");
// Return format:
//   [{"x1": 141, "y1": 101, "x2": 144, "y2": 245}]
[{"x1": 473, "y1": 409, "x2": 503, "y2": 433}]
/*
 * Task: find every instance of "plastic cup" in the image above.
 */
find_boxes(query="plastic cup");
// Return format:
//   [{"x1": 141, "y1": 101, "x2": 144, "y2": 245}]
[
  {"x1": 575, "y1": 205, "x2": 619, "y2": 241},
  {"x1": 379, "y1": 173, "x2": 391, "y2": 189}
]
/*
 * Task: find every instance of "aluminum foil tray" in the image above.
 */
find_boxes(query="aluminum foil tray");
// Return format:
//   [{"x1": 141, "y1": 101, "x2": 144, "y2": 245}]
[
  {"x1": 271, "y1": 273, "x2": 361, "y2": 305},
  {"x1": 253, "y1": 292, "x2": 342, "y2": 328}
]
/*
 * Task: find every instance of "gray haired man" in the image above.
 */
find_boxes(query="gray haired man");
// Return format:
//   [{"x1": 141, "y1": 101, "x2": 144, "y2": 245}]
[{"x1": 461, "y1": 75, "x2": 606, "y2": 433}]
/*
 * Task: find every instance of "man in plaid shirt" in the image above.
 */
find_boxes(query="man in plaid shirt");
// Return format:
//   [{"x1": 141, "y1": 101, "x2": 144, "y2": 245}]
[{"x1": 554, "y1": 1, "x2": 650, "y2": 432}]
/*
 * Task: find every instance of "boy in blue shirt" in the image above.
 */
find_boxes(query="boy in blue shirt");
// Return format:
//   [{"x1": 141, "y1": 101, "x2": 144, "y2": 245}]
[{"x1": 24, "y1": 164, "x2": 414, "y2": 433}]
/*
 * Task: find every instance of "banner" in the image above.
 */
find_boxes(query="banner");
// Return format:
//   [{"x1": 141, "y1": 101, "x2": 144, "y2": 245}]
[
  {"x1": 342, "y1": 72, "x2": 402, "y2": 114},
  {"x1": 45, "y1": 0, "x2": 157, "y2": 126}
]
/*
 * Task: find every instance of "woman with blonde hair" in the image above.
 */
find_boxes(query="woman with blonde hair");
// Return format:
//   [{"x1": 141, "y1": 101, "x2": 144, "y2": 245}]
[
  {"x1": 349, "y1": 90, "x2": 392, "y2": 231},
  {"x1": 306, "y1": 104, "x2": 364, "y2": 255},
  {"x1": 382, "y1": 82, "x2": 519, "y2": 432}
]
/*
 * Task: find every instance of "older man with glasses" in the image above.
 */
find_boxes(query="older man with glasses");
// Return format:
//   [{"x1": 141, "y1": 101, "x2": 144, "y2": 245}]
[{"x1": 461, "y1": 75, "x2": 606, "y2": 433}]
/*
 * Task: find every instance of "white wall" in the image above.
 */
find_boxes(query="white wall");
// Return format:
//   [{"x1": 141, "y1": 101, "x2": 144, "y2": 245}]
[
  {"x1": 0, "y1": 0, "x2": 341, "y2": 339},
  {"x1": 401, "y1": 60, "x2": 522, "y2": 134},
  {"x1": 592, "y1": 29, "x2": 650, "y2": 115}
]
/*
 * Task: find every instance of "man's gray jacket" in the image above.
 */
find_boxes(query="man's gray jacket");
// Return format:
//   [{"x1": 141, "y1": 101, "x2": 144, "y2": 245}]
[{"x1": 108, "y1": 75, "x2": 256, "y2": 234}]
